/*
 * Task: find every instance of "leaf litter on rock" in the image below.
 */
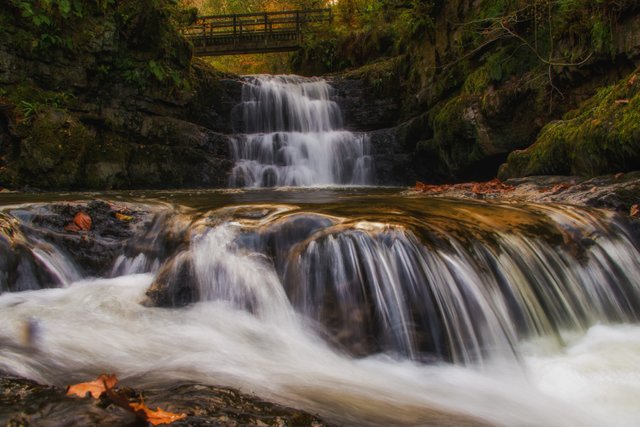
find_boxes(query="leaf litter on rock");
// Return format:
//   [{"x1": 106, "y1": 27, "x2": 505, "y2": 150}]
[{"x1": 67, "y1": 374, "x2": 187, "y2": 425}]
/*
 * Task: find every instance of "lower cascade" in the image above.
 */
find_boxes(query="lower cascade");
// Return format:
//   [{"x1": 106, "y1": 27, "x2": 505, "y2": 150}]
[
  {"x1": 229, "y1": 75, "x2": 373, "y2": 187},
  {"x1": 1, "y1": 190, "x2": 639, "y2": 426}
]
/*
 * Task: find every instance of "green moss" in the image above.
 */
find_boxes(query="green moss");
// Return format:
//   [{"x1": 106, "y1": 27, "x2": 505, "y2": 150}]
[
  {"x1": 16, "y1": 109, "x2": 92, "y2": 189},
  {"x1": 501, "y1": 69, "x2": 640, "y2": 178},
  {"x1": 425, "y1": 95, "x2": 488, "y2": 175},
  {"x1": 342, "y1": 56, "x2": 405, "y2": 98}
]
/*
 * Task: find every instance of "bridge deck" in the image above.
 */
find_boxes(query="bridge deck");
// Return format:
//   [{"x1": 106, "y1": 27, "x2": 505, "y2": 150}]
[{"x1": 182, "y1": 9, "x2": 332, "y2": 57}]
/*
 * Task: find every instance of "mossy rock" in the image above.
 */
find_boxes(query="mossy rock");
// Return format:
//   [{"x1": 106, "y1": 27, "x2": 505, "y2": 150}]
[
  {"x1": 500, "y1": 69, "x2": 640, "y2": 178},
  {"x1": 16, "y1": 108, "x2": 93, "y2": 189}
]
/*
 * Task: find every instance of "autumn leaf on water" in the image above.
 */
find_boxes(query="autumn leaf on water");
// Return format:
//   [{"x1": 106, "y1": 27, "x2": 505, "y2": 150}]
[
  {"x1": 631, "y1": 204, "x2": 639, "y2": 218},
  {"x1": 66, "y1": 373, "x2": 117, "y2": 399},
  {"x1": 129, "y1": 402, "x2": 187, "y2": 426}
]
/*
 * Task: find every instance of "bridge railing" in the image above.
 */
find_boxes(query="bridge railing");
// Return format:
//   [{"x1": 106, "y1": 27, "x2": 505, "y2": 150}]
[{"x1": 182, "y1": 8, "x2": 332, "y2": 41}]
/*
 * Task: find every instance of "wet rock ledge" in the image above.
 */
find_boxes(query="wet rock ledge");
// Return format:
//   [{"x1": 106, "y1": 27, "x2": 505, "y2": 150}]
[{"x1": 0, "y1": 374, "x2": 328, "y2": 427}]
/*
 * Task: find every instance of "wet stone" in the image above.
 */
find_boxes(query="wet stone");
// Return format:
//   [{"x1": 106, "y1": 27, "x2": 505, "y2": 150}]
[{"x1": 0, "y1": 375, "x2": 329, "y2": 427}]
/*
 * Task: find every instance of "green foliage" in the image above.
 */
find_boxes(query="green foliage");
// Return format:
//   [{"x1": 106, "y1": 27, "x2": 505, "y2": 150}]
[
  {"x1": 19, "y1": 101, "x2": 41, "y2": 122},
  {"x1": 7, "y1": 0, "x2": 87, "y2": 50},
  {"x1": 291, "y1": 31, "x2": 351, "y2": 74},
  {"x1": 293, "y1": 0, "x2": 441, "y2": 74},
  {"x1": 6, "y1": 84, "x2": 75, "y2": 124}
]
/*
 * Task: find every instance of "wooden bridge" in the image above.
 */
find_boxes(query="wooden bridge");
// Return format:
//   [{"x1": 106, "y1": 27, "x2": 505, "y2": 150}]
[{"x1": 182, "y1": 9, "x2": 333, "y2": 57}]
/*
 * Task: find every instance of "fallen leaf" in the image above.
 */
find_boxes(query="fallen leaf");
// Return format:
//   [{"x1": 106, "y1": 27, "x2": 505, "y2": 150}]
[
  {"x1": 74, "y1": 211, "x2": 92, "y2": 231},
  {"x1": 631, "y1": 204, "x2": 639, "y2": 218},
  {"x1": 66, "y1": 374, "x2": 118, "y2": 399},
  {"x1": 115, "y1": 212, "x2": 134, "y2": 221},
  {"x1": 614, "y1": 99, "x2": 630, "y2": 105},
  {"x1": 129, "y1": 402, "x2": 187, "y2": 426},
  {"x1": 628, "y1": 74, "x2": 638, "y2": 86},
  {"x1": 615, "y1": 172, "x2": 625, "y2": 180}
]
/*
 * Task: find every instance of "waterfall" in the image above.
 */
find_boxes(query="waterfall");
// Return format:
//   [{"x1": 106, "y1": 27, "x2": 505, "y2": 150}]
[
  {"x1": 229, "y1": 75, "x2": 373, "y2": 187},
  {"x1": 140, "y1": 201, "x2": 640, "y2": 366}
]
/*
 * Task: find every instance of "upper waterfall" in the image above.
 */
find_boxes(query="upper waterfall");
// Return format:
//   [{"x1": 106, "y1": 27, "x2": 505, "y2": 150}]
[{"x1": 229, "y1": 75, "x2": 373, "y2": 187}]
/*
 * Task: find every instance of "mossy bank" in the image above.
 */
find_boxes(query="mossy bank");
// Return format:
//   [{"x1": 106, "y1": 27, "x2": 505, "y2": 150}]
[{"x1": 0, "y1": 0, "x2": 242, "y2": 190}]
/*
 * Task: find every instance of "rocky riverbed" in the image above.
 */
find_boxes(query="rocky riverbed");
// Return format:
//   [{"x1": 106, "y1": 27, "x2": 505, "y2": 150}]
[{"x1": 0, "y1": 374, "x2": 328, "y2": 427}]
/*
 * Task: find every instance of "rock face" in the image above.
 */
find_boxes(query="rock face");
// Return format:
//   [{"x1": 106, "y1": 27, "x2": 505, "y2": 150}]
[{"x1": 0, "y1": 1, "x2": 243, "y2": 190}]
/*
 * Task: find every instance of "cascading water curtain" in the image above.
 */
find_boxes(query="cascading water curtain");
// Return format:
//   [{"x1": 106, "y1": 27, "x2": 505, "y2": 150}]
[{"x1": 229, "y1": 75, "x2": 374, "y2": 187}]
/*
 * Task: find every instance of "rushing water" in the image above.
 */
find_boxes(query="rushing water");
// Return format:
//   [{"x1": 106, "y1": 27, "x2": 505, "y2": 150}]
[
  {"x1": 0, "y1": 188, "x2": 639, "y2": 426},
  {"x1": 229, "y1": 75, "x2": 373, "y2": 187}
]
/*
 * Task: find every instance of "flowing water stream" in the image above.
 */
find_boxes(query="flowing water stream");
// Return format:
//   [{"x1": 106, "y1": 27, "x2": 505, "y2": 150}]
[
  {"x1": 229, "y1": 75, "x2": 373, "y2": 187},
  {"x1": 0, "y1": 76, "x2": 639, "y2": 426},
  {"x1": 0, "y1": 189, "x2": 639, "y2": 426}
]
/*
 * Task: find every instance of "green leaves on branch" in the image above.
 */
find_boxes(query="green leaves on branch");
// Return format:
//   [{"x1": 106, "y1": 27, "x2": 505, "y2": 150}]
[{"x1": 11, "y1": 0, "x2": 84, "y2": 22}]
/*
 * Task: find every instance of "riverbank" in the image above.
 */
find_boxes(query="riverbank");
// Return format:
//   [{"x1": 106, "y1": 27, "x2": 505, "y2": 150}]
[{"x1": 411, "y1": 172, "x2": 640, "y2": 217}]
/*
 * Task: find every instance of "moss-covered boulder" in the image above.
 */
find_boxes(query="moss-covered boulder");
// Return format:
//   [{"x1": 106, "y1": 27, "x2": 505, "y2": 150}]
[
  {"x1": 16, "y1": 108, "x2": 93, "y2": 189},
  {"x1": 500, "y1": 69, "x2": 640, "y2": 179}
]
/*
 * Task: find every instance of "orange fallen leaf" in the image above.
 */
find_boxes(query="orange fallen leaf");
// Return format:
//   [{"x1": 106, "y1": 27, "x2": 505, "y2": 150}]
[
  {"x1": 115, "y1": 212, "x2": 134, "y2": 221},
  {"x1": 129, "y1": 402, "x2": 187, "y2": 426},
  {"x1": 66, "y1": 374, "x2": 118, "y2": 399},
  {"x1": 74, "y1": 211, "x2": 92, "y2": 231},
  {"x1": 65, "y1": 211, "x2": 92, "y2": 232},
  {"x1": 631, "y1": 204, "x2": 639, "y2": 218}
]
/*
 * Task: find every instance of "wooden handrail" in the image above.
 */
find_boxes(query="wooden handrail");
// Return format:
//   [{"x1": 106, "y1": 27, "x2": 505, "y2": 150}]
[
  {"x1": 196, "y1": 8, "x2": 331, "y2": 21},
  {"x1": 182, "y1": 8, "x2": 332, "y2": 57}
]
